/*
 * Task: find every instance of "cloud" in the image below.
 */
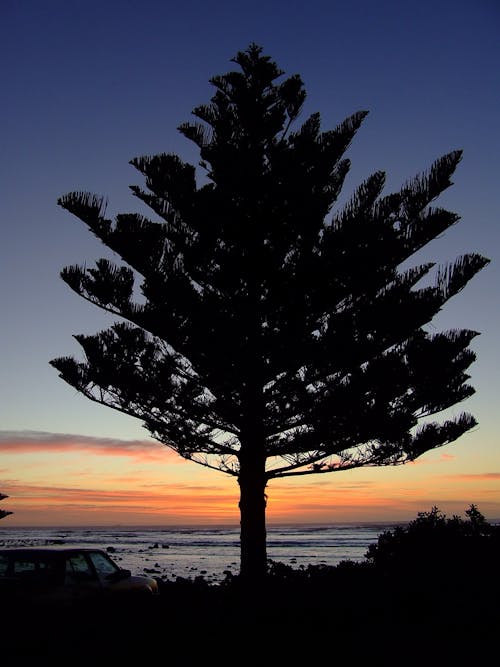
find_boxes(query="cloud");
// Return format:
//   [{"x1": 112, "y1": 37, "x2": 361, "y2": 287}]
[
  {"x1": 0, "y1": 479, "x2": 236, "y2": 507},
  {"x1": 407, "y1": 452, "x2": 457, "y2": 466},
  {"x1": 442, "y1": 472, "x2": 500, "y2": 481},
  {"x1": 0, "y1": 430, "x2": 179, "y2": 462},
  {"x1": 300, "y1": 480, "x2": 377, "y2": 489}
]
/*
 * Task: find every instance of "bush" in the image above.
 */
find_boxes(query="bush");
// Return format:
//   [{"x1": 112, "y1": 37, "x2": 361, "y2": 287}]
[{"x1": 365, "y1": 504, "x2": 499, "y2": 576}]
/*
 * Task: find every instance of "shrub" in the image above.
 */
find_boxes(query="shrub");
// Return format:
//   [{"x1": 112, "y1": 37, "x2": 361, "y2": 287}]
[{"x1": 365, "y1": 504, "x2": 499, "y2": 576}]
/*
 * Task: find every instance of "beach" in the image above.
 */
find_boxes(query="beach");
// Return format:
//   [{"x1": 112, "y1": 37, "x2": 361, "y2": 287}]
[{"x1": 0, "y1": 523, "x2": 385, "y2": 583}]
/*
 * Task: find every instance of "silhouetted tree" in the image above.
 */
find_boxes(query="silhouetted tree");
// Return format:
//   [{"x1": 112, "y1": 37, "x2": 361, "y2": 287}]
[
  {"x1": 0, "y1": 493, "x2": 12, "y2": 519},
  {"x1": 51, "y1": 44, "x2": 489, "y2": 582}
]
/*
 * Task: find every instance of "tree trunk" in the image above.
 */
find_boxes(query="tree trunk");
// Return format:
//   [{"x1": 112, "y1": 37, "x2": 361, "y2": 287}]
[{"x1": 238, "y1": 456, "x2": 268, "y2": 583}]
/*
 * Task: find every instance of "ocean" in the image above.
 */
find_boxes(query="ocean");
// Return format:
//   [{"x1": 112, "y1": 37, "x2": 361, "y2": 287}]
[{"x1": 0, "y1": 523, "x2": 394, "y2": 584}]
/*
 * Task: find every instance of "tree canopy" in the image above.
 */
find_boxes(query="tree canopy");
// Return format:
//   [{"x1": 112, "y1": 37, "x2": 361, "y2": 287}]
[{"x1": 51, "y1": 44, "x2": 489, "y2": 580}]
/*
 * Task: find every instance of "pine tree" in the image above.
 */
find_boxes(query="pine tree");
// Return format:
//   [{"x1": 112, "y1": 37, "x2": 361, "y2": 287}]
[{"x1": 51, "y1": 44, "x2": 489, "y2": 582}]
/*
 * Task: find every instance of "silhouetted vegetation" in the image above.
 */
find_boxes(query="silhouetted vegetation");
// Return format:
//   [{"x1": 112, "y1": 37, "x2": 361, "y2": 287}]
[
  {"x1": 3, "y1": 506, "x2": 499, "y2": 662},
  {"x1": 0, "y1": 493, "x2": 12, "y2": 520},
  {"x1": 366, "y1": 504, "x2": 499, "y2": 575},
  {"x1": 51, "y1": 44, "x2": 489, "y2": 582}
]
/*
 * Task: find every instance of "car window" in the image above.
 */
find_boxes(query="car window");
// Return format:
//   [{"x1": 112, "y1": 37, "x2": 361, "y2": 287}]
[
  {"x1": 37, "y1": 559, "x2": 58, "y2": 571},
  {"x1": 13, "y1": 559, "x2": 37, "y2": 574},
  {"x1": 0, "y1": 554, "x2": 9, "y2": 576},
  {"x1": 88, "y1": 552, "x2": 119, "y2": 577}
]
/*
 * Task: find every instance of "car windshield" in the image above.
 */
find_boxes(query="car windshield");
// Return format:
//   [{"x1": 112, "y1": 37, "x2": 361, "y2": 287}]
[
  {"x1": 88, "y1": 552, "x2": 120, "y2": 577},
  {"x1": 64, "y1": 553, "x2": 97, "y2": 583}
]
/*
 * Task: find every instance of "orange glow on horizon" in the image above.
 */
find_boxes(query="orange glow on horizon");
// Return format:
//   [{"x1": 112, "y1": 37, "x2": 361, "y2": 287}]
[{"x1": 1, "y1": 431, "x2": 499, "y2": 526}]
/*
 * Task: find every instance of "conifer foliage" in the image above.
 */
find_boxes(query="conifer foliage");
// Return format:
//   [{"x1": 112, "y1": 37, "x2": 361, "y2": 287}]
[
  {"x1": 51, "y1": 45, "x2": 489, "y2": 580},
  {"x1": 0, "y1": 493, "x2": 12, "y2": 520}
]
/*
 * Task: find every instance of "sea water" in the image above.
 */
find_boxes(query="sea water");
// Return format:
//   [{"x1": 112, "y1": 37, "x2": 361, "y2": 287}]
[{"x1": 0, "y1": 523, "x2": 394, "y2": 584}]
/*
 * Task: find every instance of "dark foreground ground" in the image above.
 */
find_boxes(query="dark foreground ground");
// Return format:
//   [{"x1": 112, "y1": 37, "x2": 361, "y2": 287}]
[{"x1": 2, "y1": 563, "x2": 498, "y2": 666}]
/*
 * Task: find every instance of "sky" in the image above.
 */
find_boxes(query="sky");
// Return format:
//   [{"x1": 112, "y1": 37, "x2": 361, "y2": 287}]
[{"x1": 0, "y1": 0, "x2": 499, "y2": 526}]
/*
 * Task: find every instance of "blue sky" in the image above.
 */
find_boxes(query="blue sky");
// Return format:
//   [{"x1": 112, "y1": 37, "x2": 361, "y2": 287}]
[{"x1": 0, "y1": 0, "x2": 499, "y2": 523}]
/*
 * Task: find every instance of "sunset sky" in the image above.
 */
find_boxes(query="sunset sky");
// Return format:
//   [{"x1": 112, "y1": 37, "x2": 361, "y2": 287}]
[{"x1": 1, "y1": 0, "x2": 499, "y2": 526}]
